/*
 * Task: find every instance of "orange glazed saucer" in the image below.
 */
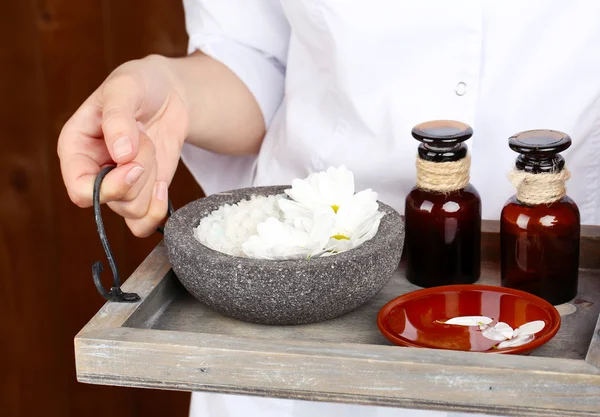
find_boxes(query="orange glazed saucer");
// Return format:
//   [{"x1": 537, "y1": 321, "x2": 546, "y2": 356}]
[{"x1": 377, "y1": 284, "x2": 561, "y2": 354}]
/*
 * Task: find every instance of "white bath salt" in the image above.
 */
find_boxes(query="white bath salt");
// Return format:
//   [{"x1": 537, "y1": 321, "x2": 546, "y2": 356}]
[{"x1": 194, "y1": 195, "x2": 285, "y2": 257}]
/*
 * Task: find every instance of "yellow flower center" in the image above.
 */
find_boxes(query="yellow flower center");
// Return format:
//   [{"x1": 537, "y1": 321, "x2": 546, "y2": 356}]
[
  {"x1": 331, "y1": 234, "x2": 350, "y2": 240},
  {"x1": 331, "y1": 204, "x2": 339, "y2": 213}
]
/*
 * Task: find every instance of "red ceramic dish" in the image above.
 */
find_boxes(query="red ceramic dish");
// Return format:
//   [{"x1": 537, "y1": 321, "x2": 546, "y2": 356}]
[{"x1": 377, "y1": 284, "x2": 561, "y2": 354}]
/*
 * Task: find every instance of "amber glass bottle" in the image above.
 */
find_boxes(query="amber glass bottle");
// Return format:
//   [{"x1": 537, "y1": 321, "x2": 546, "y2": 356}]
[
  {"x1": 405, "y1": 120, "x2": 481, "y2": 288},
  {"x1": 501, "y1": 130, "x2": 580, "y2": 305}
]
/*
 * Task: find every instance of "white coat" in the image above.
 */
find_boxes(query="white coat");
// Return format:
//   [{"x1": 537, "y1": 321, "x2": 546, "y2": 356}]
[{"x1": 180, "y1": 1, "x2": 600, "y2": 416}]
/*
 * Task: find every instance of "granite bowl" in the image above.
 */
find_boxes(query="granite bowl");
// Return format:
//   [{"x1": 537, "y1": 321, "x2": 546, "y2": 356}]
[{"x1": 164, "y1": 186, "x2": 404, "y2": 325}]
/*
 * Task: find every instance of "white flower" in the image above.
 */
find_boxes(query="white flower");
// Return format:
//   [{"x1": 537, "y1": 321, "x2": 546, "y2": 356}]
[
  {"x1": 195, "y1": 166, "x2": 384, "y2": 259},
  {"x1": 241, "y1": 214, "x2": 334, "y2": 260},
  {"x1": 279, "y1": 167, "x2": 384, "y2": 256},
  {"x1": 283, "y1": 165, "x2": 355, "y2": 214},
  {"x1": 280, "y1": 190, "x2": 384, "y2": 254}
]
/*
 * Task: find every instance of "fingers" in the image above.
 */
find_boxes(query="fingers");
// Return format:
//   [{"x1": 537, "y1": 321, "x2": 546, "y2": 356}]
[
  {"x1": 64, "y1": 158, "x2": 147, "y2": 208},
  {"x1": 59, "y1": 73, "x2": 147, "y2": 208},
  {"x1": 106, "y1": 131, "x2": 157, "y2": 216},
  {"x1": 105, "y1": 131, "x2": 155, "y2": 202},
  {"x1": 59, "y1": 95, "x2": 108, "y2": 207},
  {"x1": 100, "y1": 73, "x2": 144, "y2": 164},
  {"x1": 125, "y1": 181, "x2": 169, "y2": 238},
  {"x1": 118, "y1": 122, "x2": 185, "y2": 236},
  {"x1": 107, "y1": 129, "x2": 174, "y2": 237}
]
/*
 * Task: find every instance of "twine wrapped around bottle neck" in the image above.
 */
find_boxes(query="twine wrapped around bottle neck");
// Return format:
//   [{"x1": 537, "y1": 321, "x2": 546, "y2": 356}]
[
  {"x1": 509, "y1": 167, "x2": 571, "y2": 205},
  {"x1": 416, "y1": 154, "x2": 471, "y2": 192}
]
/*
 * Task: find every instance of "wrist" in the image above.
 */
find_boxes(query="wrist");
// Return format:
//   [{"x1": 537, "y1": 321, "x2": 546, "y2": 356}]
[
  {"x1": 144, "y1": 51, "x2": 265, "y2": 155},
  {"x1": 142, "y1": 54, "x2": 193, "y2": 145},
  {"x1": 160, "y1": 51, "x2": 220, "y2": 147}
]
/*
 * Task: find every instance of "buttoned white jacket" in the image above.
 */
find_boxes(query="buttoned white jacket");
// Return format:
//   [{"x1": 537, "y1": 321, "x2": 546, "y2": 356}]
[{"x1": 181, "y1": 1, "x2": 600, "y2": 416}]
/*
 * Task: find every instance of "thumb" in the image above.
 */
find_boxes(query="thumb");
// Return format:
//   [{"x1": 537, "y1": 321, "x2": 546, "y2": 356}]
[{"x1": 100, "y1": 74, "x2": 143, "y2": 164}]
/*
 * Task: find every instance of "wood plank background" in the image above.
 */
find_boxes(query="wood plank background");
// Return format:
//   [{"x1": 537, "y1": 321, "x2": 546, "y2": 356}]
[{"x1": 0, "y1": 1, "x2": 201, "y2": 416}]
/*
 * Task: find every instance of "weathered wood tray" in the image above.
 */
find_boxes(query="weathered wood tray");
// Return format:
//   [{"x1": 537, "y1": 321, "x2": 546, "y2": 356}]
[{"x1": 75, "y1": 221, "x2": 600, "y2": 416}]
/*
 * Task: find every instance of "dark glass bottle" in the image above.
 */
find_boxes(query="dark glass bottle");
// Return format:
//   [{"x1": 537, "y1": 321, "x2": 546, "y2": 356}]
[
  {"x1": 405, "y1": 120, "x2": 482, "y2": 288},
  {"x1": 501, "y1": 130, "x2": 580, "y2": 305}
]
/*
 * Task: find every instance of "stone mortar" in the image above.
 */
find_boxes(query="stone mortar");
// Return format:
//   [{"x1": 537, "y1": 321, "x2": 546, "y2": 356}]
[{"x1": 164, "y1": 186, "x2": 405, "y2": 325}]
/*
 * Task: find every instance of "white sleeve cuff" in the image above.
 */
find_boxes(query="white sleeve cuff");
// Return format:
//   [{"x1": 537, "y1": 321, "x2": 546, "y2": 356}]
[{"x1": 188, "y1": 34, "x2": 285, "y2": 128}]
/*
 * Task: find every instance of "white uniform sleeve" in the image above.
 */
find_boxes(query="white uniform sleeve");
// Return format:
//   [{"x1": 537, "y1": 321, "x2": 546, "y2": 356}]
[{"x1": 180, "y1": 0, "x2": 290, "y2": 195}]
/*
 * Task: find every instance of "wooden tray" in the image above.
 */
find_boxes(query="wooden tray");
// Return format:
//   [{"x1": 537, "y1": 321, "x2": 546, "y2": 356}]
[{"x1": 75, "y1": 221, "x2": 600, "y2": 416}]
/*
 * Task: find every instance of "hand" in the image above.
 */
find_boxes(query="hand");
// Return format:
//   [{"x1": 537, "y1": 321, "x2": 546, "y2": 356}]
[{"x1": 58, "y1": 55, "x2": 189, "y2": 237}]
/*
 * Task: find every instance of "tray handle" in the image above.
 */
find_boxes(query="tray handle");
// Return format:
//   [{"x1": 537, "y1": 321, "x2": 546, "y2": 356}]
[{"x1": 92, "y1": 166, "x2": 174, "y2": 303}]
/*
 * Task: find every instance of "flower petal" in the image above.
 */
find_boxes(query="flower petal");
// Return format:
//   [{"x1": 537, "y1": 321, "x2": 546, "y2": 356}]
[
  {"x1": 315, "y1": 169, "x2": 337, "y2": 207},
  {"x1": 325, "y1": 237, "x2": 353, "y2": 253},
  {"x1": 443, "y1": 316, "x2": 493, "y2": 326},
  {"x1": 482, "y1": 328, "x2": 509, "y2": 341},
  {"x1": 285, "y1": 177, "x2": 322, "y2": 209},
  {"x1": 351, "y1": 211, "x2": 384, "y2": 247},
  {"x1": 334, "y1": 191, "x2": 380, "y2": 235},
  {"x1": 513, "y1": 320, "x2": 545, "y2": 337},
  {"x1": 306, "y1": 211, "x2": 336, "y2": 251},
  {"x1": 494, "y1": 322, "x2": 514, "y2": 339},
  {"x1": 496, "y1": 334, "x2": 534, "y2": 349},
  {"x1": 482, "y1": 322, "x2": 513, "y2": 341},
  {"x1": 283, "y1": 166, "x2": 355, "y2": 210},
  {"x1": 352, "y1": 188, "x2": 379, "y2": 204},
  {"x1": 328, "y1": 165, "x2": 355, "y2": 205},
  {"x1": 278, "y1": 198, "x2": 318, "y2": 220}
]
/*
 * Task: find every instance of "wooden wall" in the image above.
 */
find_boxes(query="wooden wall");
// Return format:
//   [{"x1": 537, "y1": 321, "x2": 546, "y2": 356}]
[{"x1": 1, "y1": 1, "x2": 201, "y2": 416}]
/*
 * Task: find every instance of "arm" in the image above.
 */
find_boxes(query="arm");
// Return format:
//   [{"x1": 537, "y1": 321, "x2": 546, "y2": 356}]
[
  {"x1": 166, "y1": 51, "x2": 267, "y2": 155},
  {"x1": 178, "y1": 0, "x2": 289, "y2": 152},
  {"x1": 58, "y1": 0, "x2": 289, "y2": 236}
]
